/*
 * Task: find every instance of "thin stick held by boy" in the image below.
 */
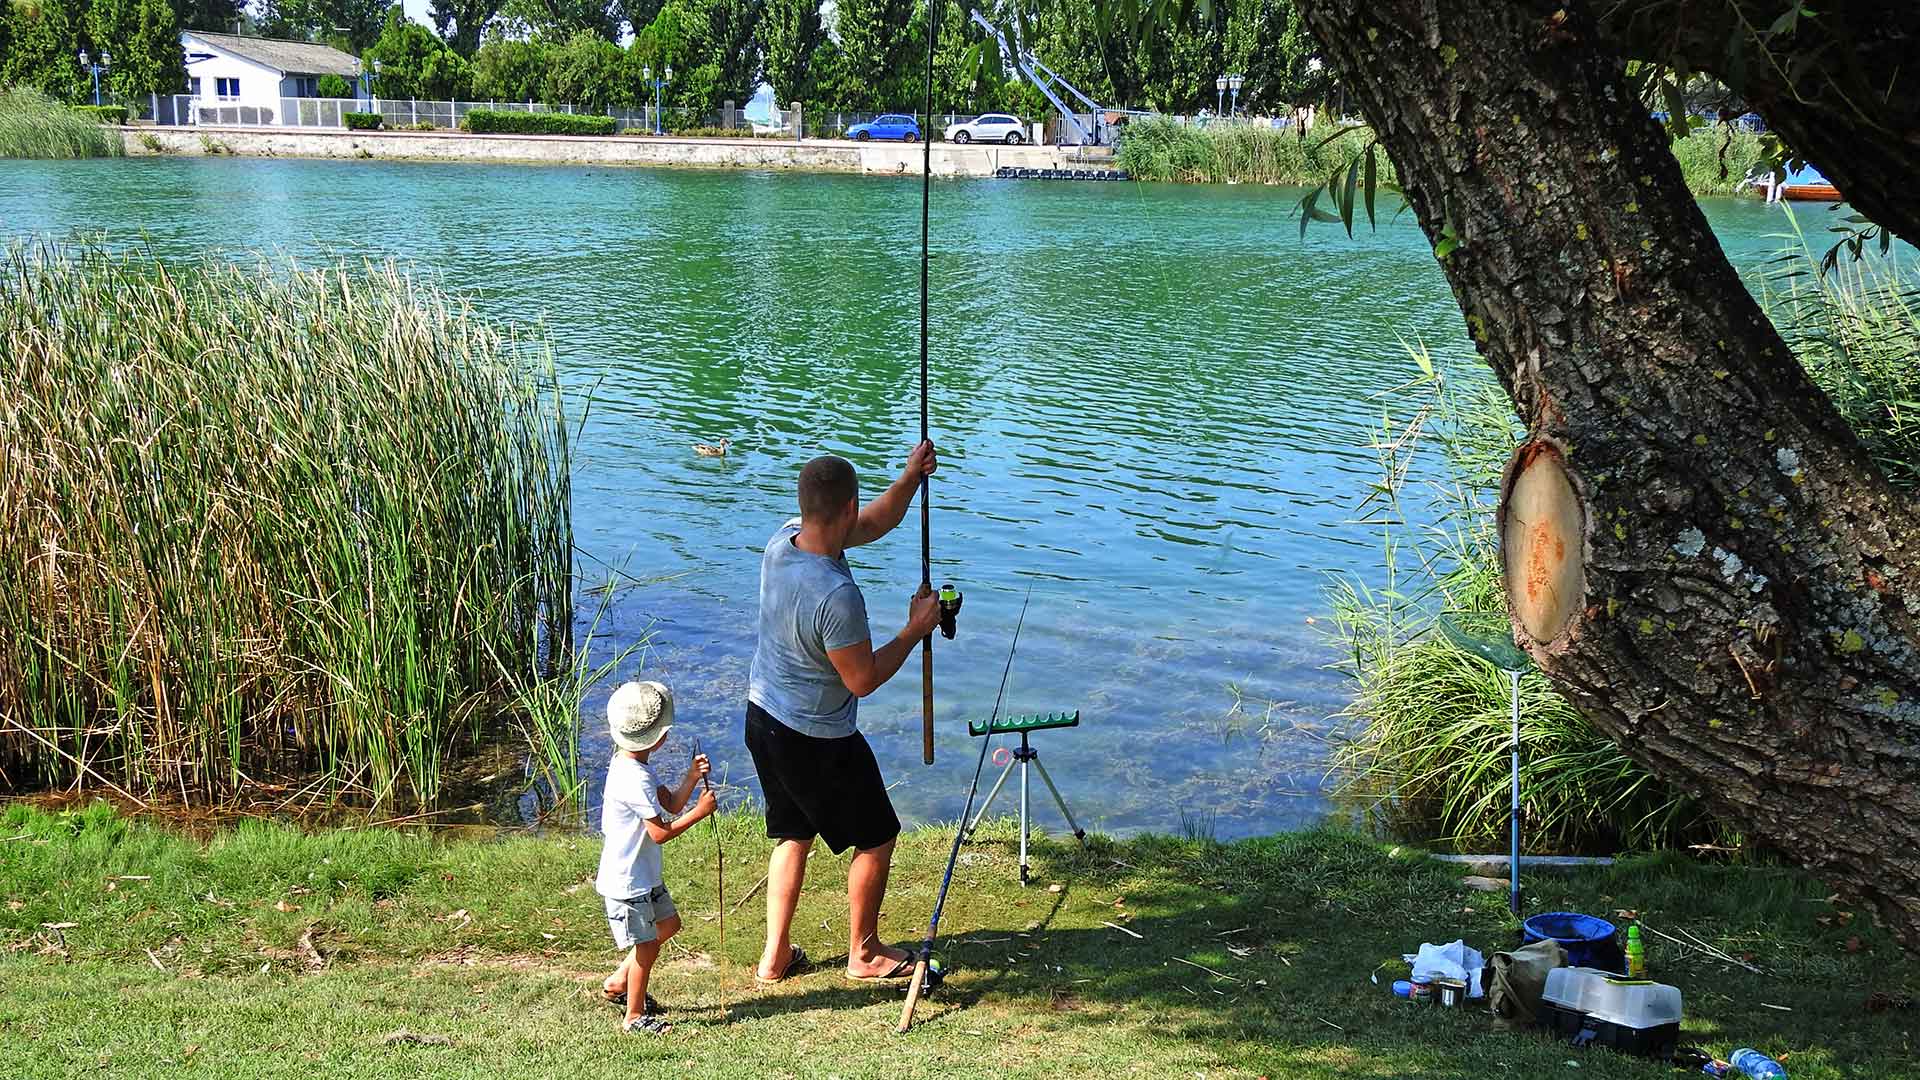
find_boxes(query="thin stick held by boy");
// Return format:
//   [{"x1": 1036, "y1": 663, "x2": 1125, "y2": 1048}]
[{"x1": 596, "y1": 680, "x2": 717, "y2": 1035}]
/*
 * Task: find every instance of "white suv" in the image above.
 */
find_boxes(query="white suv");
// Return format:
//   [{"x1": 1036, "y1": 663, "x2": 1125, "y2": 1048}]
[{"x1": 945, "y1": 114, "x2": 1026, "y2": 144}]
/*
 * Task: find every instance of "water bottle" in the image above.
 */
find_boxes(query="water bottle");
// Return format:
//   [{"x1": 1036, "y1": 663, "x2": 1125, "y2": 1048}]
[
  {"x1": 1730, "y1": 1048, "x2": 1787, "y2": 1079},
  {"x1": 1625, "y1": 924, "x2": 1647, "y2": 978}
]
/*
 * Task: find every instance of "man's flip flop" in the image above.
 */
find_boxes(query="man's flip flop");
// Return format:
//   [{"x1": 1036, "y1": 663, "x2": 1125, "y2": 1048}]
[
  {"x1": 844, "y1": 954, "x2": 919, "y2": 984},
  {"x1": 754, "y1": 945, "x2": 809, "y2": 985}
]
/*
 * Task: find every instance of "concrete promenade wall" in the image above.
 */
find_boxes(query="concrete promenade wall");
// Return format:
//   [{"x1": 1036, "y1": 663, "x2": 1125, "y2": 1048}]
[{"x1": 120, "y1": 126, "x2": 1105, "y2": 177}]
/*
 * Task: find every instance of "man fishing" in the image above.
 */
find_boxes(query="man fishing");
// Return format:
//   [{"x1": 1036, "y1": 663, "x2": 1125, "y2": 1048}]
[{"x1": 745, "y1": 441, "x2": 941, "y2": 984}]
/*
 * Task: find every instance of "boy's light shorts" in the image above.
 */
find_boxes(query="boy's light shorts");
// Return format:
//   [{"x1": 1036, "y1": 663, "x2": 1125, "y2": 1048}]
[{"x1": 605, "y1": 885, "x2": 677, "y2": 950}]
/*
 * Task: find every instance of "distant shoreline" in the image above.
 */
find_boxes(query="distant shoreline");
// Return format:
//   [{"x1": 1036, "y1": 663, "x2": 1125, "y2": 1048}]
[{"x1": 121, "y1": 125, "x2": 1114, "y2": 179}]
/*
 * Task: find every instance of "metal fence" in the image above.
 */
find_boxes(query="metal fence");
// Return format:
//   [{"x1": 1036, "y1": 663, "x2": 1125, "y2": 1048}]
[
  {"x1": 145, "y1": 94, "x2": 798, "y2": 136},
  {"x1": 139, "y1": 95, "x2": 1078, "y2": 143}
]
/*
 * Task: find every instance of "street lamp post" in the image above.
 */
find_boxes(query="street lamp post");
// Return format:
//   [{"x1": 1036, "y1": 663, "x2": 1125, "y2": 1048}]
[
  {"x1": 360, "y1": 59, "x2": 381, "y2": 110},
  {"x1": 1214, "y1": 75, "x2": 1226, "y2": 117},
  {"x1": 642, "y1": 64, "x2": 672, "y2": 135},
  {"x1": 1228, "y1": 73, "x2": 1244, "y2": 117},
  {"x1": 79, "y1": 50, "x2": 111, "y2": 107}
]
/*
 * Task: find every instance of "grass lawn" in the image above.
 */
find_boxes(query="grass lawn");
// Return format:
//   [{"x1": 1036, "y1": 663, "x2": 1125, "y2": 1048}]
[{"x1": 2, "y1": 800, "x2": 1914, "y2": 1079}]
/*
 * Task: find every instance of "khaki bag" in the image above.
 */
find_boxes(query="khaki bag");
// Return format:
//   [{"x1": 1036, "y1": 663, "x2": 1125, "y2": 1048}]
[{"x1": 1489, "y1": 938, "x2": 1566, "y2": 1029}]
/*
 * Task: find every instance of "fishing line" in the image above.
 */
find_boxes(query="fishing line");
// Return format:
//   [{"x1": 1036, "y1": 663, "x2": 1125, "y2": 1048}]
[{"x1": 898, "y1": 584, "x2": 1032, "y2": 1034}]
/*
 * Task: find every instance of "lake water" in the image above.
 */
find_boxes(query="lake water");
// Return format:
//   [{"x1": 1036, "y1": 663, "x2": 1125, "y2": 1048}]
[{"x1": 0, "y1": 157, "x2": 1801, "y2": 838}]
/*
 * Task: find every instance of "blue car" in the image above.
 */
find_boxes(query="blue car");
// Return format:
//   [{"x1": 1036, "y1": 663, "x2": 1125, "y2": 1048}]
[{"x1": 847, "y1": 114, "x2": 920, "y2": 142}]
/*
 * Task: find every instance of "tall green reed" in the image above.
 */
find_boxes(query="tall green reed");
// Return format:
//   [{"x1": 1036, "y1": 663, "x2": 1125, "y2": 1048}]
[
  {"x1": 0, "y1": 243, "x2": 573, "y2": 807},
  {"x1": 1327, "y1": 346, "x2": 1721, "y2": 854},
  {"x1": 1116, "y1": 116, "x2": 1395, "y2": 187},
  {"x1": 0, "y1": 86, "x2": 123, "y2": 159},
  {"x1": 1665, "y1": 123, "x2": 1770, "y2": 198},
  {"x1": 1757, "y1": 210, "x2": 1920, "y2": 491}
]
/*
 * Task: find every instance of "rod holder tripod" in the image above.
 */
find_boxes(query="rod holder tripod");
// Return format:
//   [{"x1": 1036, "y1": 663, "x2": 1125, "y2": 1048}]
[{"x1": 961, "y1": 711, "x2": 1086, "y2": 886}]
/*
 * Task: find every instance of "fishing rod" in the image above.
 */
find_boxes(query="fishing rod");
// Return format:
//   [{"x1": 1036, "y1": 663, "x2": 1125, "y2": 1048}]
[
  {"x1": 898, "y1": 585, "x2": 1032, "y2": 1035},
  {"x1": 696, "y1": 738, "x2": 726, "y2": 1023},
  {"x1": 916, "y1": 0, "x2": 939, "y2": 767}
]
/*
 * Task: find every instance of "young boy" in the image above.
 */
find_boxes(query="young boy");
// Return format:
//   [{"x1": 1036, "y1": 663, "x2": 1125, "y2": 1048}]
[{"x1": 595, "y1": 680, "x2": 717, "y2": 1035}]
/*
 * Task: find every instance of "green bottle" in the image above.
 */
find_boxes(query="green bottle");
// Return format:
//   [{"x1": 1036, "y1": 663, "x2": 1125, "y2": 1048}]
[{"x1": 1626, "y1": 924, "x2": 1647, "y2": 978}]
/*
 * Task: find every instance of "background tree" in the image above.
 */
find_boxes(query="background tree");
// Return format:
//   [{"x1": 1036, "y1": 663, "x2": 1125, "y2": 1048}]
[
  {"x1": 3, "y1": 0, "x2": 88, "y2": 101},
  {"x1": 254, "y1": 0, "x2": 386, "y2": 49},
  {"x1": 176, "y1": 0, "x2": 243, "y2": 32},
  {"x1": 831, "y1": 0, "x2": 916, "y2": 108},
  {"x1": 429, "y1": 0, "x2": 503, "y2": 55},
  {"x1": 89, "y1": 0, "x2": 186, "y2": 98},
  {"x1": 363, "y1": 5, "x2": 472, "y2": 98},
  {"x1": 470, "y1": 36, "x2": 545, "y2": 99},
  {"x1": 316, "y1": 71, "x2": 352, "y2": 96},
  {"x1": 539, "y1": 28, "x2": 628, "y2": 111},
  {"x1": 1200, "y1": 0, "x2": 1920, "y2": 946},
  {"x1": 631, "y1": 0, "x2": 762, "y2": 113},
  {"x1": 757, "y1": 0, "x2": 822, "y2": 106},
  {"x1": 492, "y1": 0, "x2": 622, "y2": 40}
]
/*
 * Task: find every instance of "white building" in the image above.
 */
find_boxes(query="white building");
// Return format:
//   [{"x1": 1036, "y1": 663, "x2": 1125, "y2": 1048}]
[{"x1": 180, "y1": 32, "x2": 365, "y2": 123}]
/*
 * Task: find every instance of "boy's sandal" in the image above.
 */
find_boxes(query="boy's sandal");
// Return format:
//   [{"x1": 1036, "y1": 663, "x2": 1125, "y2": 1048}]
[
  {"x1": 602, "y1": 991, "x2": 663, "y2": 1014},
  {"x1": 754, "y1": 944, "x2": 809, "y2": 985},
  {"x1": 622, "y1": 1014, "x2": 671, "y2": 1036}
]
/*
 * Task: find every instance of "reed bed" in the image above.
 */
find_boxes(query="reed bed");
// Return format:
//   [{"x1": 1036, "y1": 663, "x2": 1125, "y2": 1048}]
[
  {"x1": 1757, "y1": 219, "x2": 1920, "y2": 490},
  {"x1": 1116, "y1": 116, "x2": 1394, "y2": 187},
  {"x1": 1666, "y1": 124, "x2": 1770, "y2": 198},
  {"x1": 1333, "y1": 241, "x2": 1918, "y2": 851},
  {"x1": 0, "y1": 243, "x2": 574, "y2": 807},
  {"x1": 0, "y1": 86, "x2": 124, "y2": 159},
  {"x1": 1327, "y1": 352, "x2": 1720, "y2": 854}
]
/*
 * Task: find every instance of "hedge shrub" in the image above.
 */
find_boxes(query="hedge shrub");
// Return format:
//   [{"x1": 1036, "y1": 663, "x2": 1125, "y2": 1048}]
[
  {"x1": 71, "y1": 105, "x2": 129, "y2": 125},
  {"x1": 463, "y1": 109, "x2": 616, "y2": 136},
  {"x1": 344, "y1": 112, "x2": 383, "y2": 130}
]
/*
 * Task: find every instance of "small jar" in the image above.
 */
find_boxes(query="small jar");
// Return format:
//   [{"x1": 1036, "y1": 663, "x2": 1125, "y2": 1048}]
[{"x1": 1409, "y1": 977, "x2": 1434, "y2": 1004}]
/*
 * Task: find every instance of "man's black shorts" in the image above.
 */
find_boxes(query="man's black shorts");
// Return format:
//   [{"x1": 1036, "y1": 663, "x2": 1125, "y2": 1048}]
[{"x1": 744, "y1": 701, "x2": 901, "y2": 855}]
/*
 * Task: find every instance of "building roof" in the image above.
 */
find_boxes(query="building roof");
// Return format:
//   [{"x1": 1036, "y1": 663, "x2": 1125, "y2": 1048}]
[{"x1": 185, "y1": 32, "x2": 362, "y2": 77}]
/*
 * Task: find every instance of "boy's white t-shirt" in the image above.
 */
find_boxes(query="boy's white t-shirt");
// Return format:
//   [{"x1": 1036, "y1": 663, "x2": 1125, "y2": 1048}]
[{"x1": 596, "y1": 754, "x2": 667, "y2": 900}]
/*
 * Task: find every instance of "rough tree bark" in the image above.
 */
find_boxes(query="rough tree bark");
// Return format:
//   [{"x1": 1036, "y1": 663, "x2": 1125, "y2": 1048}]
[
  {"x1": 1294, "y1": 0, "x2": 1920, "y2": 944},
  {"x1": 1595, "y1": 1, "x2": 1920, "y2": 250}
]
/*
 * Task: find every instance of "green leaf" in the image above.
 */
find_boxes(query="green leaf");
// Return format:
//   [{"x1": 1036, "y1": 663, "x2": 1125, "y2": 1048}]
[
  {"x1": 1341, "y1": 157, "x2": 1360, "y2": 238},
  {"x1": 1298, "y1": 187, "x2": 1322, "y2": 240},
  {"x1": 1363, "y1": 144, "x2": 1378, "y2": 228},
  {"x1": 1435, "y1": 235, "x2": 1459, "y2": 259},
  {"x1": 1767, "y1": 5, "x2": 1800, "y2": 36}
]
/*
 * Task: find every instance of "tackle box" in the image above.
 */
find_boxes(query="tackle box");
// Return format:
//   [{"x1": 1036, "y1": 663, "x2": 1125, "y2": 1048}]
[{"x1": 1538, "y1": 966, "x2": 1683, "y2": 1059}]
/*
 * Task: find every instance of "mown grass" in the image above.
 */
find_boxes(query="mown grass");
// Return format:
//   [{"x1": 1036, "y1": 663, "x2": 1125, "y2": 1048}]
[
  {"x1": 0, "y1": 87, "x2": 123, "y2": 159},
  {"x1": 1, "y1": 800, "x2": 1911, "y2": 1078},
  {"x1": 0, "y1": 244, "x2": 575, "y2": 807},
  {"x1": 1116, "y1": 116, "x2": 1395, "y2": 187}
]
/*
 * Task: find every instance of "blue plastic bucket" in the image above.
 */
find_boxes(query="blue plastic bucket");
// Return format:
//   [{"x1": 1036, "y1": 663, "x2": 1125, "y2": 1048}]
[{"x1": 1522, "y1": 911, "x2": 1624, "y2": 973}]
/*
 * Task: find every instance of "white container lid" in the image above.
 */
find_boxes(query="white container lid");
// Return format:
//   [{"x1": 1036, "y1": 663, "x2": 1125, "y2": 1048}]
[{"x1": 1542, "y1": 966, "x2": 1683, "y2": 1028}]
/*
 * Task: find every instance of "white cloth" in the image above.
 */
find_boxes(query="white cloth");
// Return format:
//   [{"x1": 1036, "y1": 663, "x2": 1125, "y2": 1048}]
[
  {"x1": 595, "y1": 755, "x2": 667, "y2": 899},
  {"x1": 1412, "y1": 940, "x2": 1487, "y2": 998}
]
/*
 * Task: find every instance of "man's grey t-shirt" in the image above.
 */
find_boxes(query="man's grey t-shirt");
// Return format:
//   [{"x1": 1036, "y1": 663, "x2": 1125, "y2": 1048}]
[{"x1": 748, "y1": 519, "x2": 872, "y2": 739}]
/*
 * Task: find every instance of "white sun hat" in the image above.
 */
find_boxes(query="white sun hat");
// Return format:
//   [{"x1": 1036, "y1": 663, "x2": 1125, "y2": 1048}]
[{"x1": 607, "y1": 680, "x2": 674, "y2": 753}]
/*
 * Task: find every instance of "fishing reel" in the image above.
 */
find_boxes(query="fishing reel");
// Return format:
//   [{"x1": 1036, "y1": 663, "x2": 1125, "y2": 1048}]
[{"x1": 938, "y1": 583, "x2": 963, "y2": 639}]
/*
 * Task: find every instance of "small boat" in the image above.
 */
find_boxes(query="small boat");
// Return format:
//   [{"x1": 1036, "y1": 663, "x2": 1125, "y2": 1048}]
[{"x1": 1753, "y1": 163, "x2": 1841, "y2": 203}]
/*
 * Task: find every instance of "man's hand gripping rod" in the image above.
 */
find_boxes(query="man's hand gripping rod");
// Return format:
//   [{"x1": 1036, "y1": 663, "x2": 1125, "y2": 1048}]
[{"x1": 898, "y1": 586, "x2": 1030, "y2": 1034}]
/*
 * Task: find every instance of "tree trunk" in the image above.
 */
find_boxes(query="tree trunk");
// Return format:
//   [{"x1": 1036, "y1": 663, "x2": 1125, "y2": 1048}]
[
  {"x1": 1297, "y1": 0, "x2": 1920, "y2": 945},
  {"x1": 1594, "y1": 1, "x2": 1920, "y2": 251}
]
